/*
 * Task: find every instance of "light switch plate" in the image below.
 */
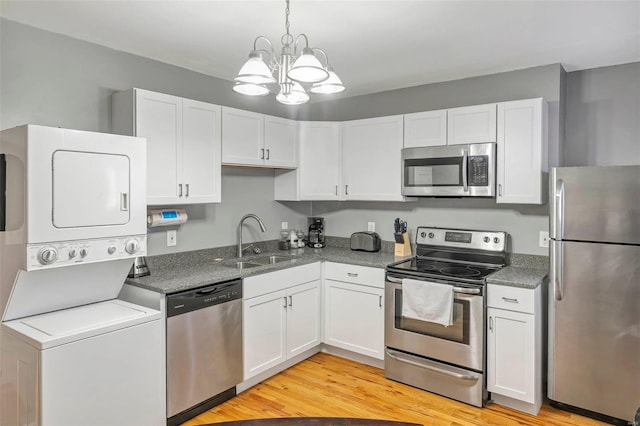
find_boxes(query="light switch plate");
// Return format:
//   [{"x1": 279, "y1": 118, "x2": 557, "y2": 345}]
[
  {"x1": 539, "y1": 231, "x2": 549, "y2": 248},
  {"x1": 167, "y1": 230, "x2": 177, "y2": 247},
  {"x1": 368, "y1": 222, "x2": 375, "y2": 232}
]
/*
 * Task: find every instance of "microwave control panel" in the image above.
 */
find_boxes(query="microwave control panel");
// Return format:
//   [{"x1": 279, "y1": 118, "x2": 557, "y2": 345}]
[{"x1": 468, "y1": 155, "x2": 489, "y2": 186}]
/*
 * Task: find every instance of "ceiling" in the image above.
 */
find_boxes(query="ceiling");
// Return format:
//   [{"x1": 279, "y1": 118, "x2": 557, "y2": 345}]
[{"x1": 2, "y1": 1, "x2": 639, "y2": 99}]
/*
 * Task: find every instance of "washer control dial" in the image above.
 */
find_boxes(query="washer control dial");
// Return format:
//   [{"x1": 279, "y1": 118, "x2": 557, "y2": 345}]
[
  {"x1": 68, "y1": 249, "x2": 77, "y2": 259},
  {"x1": 494, "y1": 237, "x2": 501, "y2": 244},
  {"x1": 107, "y1": 246, "x2": 117, "y2": 255},
  {"x1": 80, "y1": 248, "x2": 88, "y2": 258},
  {"x1": 428, "y1": 232, "x2": 435, "y2": 239},
  {"x1": 483, "y1": 236, "x2": 490, "y2": 243},
  {"x1": 420, "y1": 232, "x2": 426, "y2": 238},
  {"x1": 125, "y1": 239, "x2": 140, "y2": 254},
  {"x1": 37, "y1": 247, "x2": 58, "y2": 265}
]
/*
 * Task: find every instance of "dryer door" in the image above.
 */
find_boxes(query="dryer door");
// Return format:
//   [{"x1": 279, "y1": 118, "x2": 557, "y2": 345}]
[{"x1": 53, "y1": 151, "x2": 131, "y2": 228}]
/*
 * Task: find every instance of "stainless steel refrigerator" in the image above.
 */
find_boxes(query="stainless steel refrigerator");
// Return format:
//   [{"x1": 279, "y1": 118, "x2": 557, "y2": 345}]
[{"x1": 549, "y1": 165, "x2": 640, "y2": 425}]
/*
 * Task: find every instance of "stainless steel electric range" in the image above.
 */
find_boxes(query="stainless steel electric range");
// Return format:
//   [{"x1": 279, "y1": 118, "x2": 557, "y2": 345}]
[{"x1": 384, "y1": 226, "x2": 507, "y2": 407}]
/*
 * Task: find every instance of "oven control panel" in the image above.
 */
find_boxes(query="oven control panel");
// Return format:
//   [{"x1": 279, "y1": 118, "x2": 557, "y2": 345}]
[
  {"x1": 26, "y1": 235, "x2": 147, "y2": 270},
  {"x1": 416, "y1": 227, "x2": 506, "y2": 252}
]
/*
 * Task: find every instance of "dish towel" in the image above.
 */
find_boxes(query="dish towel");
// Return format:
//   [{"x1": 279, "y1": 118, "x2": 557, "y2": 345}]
[{"x1": 401, "y1": 278, "x2": 454, "y2": 327}]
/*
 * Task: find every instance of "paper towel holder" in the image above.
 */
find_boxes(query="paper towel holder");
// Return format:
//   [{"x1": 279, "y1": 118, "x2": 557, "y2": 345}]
[{"x1": 147, "y1": 208, "x2": 188, "y2": 228}]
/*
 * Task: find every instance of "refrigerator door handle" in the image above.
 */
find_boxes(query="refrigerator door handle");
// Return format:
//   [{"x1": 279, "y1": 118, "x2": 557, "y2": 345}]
[
  {"x1": 551, "y1": 240, "x2": 564, "y2": 301},
  {"x1": 553, "y1": 178, "x2": 565, "y2": 238}
]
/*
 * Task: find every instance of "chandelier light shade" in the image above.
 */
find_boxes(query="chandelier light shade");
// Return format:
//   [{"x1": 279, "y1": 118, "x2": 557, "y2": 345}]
[{"x1": 233, "y1": 0, "x2": 344, "y2": 106}]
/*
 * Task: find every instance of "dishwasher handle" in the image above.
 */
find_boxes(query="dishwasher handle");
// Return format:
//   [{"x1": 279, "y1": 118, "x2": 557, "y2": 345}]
[{"x1": 166, "y1": 279, "x2": 242, "y2": 317}]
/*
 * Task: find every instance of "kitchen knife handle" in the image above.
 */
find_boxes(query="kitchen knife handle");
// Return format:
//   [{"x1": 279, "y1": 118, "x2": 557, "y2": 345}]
[{"x1": 462, "y1": 149, "x2": 469, "y2": 192}]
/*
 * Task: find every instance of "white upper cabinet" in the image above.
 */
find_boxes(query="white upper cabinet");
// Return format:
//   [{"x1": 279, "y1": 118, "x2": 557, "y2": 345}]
[
  {"x1": 298, "y1": 121, "x2": 341, "y2": 200},
  {"x1": 221, "y1": 107, "x2": 298, "y2": 168},
  {"x1": 111, "y1": 88, "x2": 221, "y2": 205},
  {"x1": 341, "y1": 116, "x2": 405, "y2": 201},
  {"x1": 496, "y1": 98, "x2": 547, "y2": 204},
  {"x1": 447, "y1": 103, "x2": 497, "y2": 145},
  {"x1": 403, "y1": 109, "x2": 447, "y2": 148}
]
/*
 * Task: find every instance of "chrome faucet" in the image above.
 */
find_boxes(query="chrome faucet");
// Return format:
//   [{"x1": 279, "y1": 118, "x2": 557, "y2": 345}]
[{"x1": 237, "y1": 214, "x2": 267, "y2": 258}]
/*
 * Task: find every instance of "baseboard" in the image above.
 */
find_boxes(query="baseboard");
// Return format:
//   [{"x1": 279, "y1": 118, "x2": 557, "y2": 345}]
[{"x1": 491, "y1": 393, "x2": 541, "y2": 416}]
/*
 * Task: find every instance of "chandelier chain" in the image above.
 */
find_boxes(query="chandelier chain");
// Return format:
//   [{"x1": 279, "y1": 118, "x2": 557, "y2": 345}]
[{"x1": 285, "y1": 0, "x2": 290, "y2": 38}]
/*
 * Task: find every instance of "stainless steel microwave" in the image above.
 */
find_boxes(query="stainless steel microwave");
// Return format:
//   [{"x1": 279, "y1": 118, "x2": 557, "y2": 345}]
[{"x1": 401, "y1": 143, "x2": 496, "y2": 197}]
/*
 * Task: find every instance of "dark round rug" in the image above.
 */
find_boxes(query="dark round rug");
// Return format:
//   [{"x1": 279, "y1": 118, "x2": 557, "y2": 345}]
[{"x1": 200, "y1": 418, "x2": 422, "y2": 426}]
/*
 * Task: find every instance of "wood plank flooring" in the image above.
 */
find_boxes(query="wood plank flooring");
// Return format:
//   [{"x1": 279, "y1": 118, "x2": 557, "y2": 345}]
[{"x1": 182, "y1": 352, "x2": 607, "y2": 426}]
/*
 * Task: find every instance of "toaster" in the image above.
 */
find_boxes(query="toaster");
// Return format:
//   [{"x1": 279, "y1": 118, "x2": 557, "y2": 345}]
[{"x1": 350, "y1": 232, "x2": 381, "y2": 252}]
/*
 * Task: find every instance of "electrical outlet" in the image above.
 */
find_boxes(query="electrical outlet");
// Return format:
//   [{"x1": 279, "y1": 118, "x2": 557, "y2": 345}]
[
  {"x1": 539, "y1": 231, "x2": 549, "y2": 248},
  {"x1": 368, "y1": 222, "x2": 376, "y2": 232},
  {"x1": 167, "y1": 230, "x2": 177, "y2": 247},
  {"x1": 281, "y1": 221, "x2": 288, "y2": 230}
]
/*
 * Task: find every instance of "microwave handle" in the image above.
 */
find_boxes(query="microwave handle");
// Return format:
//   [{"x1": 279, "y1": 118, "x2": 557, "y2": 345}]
[{"x1": 462, "y1": 149, "x2": 469, "y2": 192}]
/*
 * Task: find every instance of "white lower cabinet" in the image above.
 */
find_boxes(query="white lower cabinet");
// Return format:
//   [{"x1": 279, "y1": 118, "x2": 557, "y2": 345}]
[
  {"x1": 323, "y1": 262, "x2": 385, "y2": 360},
  {"x1": 486, "y1": 284, "x2": 542, "y2": 415},
  {"x1": 243, "y1": 263, "x2": 321, "y2": 379}
]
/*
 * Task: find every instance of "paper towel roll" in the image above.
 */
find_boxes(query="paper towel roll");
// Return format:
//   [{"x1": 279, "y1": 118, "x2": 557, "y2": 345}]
[{"x1": 147, "y1": 208, "x2": 188, "y2": 227}]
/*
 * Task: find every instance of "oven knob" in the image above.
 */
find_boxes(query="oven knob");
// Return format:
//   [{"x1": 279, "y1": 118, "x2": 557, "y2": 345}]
[
  {"x1": 80, "y1": 248, "x2": 88, "y2": 258},
  {"x1": 428, "y1": 232, "x2": 435, "y2": 239},
  {"x1": 125, "y1": 239, "x2": 140, "y2": 254},
  {"x1": 107, "y1": 246, "x2": 117, "y2": 255},
  {"x1": 494, "y1": 237, "x2": 500, "y2": 244},
  {"x1": 37, "y1": 247, "x2": 58, "y2": 265},
  {"x1": 420, "y1": 232, "x2": 426, "y2": 238},
  {"x1": 68, "y1": 249, "x2": 77, "y2": 259},
  {"x1": 483, "y1": 236, "x2": 490, "y2": 243}
]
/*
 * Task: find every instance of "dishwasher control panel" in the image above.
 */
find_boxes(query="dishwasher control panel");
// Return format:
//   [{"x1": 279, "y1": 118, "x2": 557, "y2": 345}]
[{"x1": 166, "y1": 279, "x2": 242, "y2": 317}]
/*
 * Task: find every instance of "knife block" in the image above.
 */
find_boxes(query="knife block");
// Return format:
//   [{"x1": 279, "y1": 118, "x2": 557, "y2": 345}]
[{"x1": 394, "y1": 232, "x2": 412, "y2": 257}]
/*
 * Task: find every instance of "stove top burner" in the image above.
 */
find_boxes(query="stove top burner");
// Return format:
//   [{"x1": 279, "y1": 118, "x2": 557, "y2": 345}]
[
  {"x1": 439, "y1": 266, "x2": 482, "y2": 277},
  {"x1": 387, "y1": 256, "x2": 502, "y2": 284}
]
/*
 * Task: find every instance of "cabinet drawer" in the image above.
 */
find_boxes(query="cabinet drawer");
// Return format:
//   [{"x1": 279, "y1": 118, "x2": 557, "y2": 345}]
[
  {"x1": 244, "y1": 262, "x2": 321, "y2": 299},
  {"x1": 487, "y1": 284, "x2": 535, "y2": 314},
  {"x1": 324, "y1": 262, "x2": 384, "y2": 288}
]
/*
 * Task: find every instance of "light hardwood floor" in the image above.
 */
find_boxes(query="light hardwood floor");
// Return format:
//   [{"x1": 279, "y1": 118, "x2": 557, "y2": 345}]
[{"x1": 183, "y1": 352, "x2": 606, "y2": 426}]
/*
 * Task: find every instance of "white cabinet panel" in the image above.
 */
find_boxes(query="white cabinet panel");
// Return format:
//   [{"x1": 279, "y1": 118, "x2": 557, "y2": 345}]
[
  {"x1": 264, "y1": 115, "x2": 298, "y2": 168},
  {"x1": 341, "y1": 116, "x2": 404, "y2": 201},
  {"x1": 222, "y1": 107, "x2": 264, "y2": 166},
  {"x1": 487, "y1": 307, "x2": 535, "y2": 403},
  {"x1": 447, "y1": 103, "x2": 497, "y2": 145},
  {"x1": 286, "y1": 280, "x2": 321, "y2": 358},
  {"x1": 404, "y1": 110, "x2": 447, "y2": 148},
  {"x1": 496, "y1": 98, "x2": 547, "y2": 204},
  {"x1": 243, "y1": 289, "x2": 287, "y2": 379},
  {"x1": 299, "y1": 121, "x2": 341, "y2": 200}
]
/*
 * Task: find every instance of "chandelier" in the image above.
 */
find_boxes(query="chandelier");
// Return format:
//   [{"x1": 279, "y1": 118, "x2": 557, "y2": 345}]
[{"x1": 232, "y1": 0, "x2": 345, "y2": 106}]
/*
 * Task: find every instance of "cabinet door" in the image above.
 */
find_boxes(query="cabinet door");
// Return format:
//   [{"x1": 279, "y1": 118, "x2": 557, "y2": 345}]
[
  {"x1": 324, "y1": 280, "x2": 384, "y2": 359},
  {"x1": 341, "y1": 116, "x2": 404, "y2": 201},
  {"x1": 404, "y1": 110, "x2": 447, "y2": 148},
  {"x1": 447, "y1": 103, "x2": 497, "y2": 145},
  {"x1": 299, "y1": 122, "x2": 341, "y2": 200},
  {"x1": 264, "y1": 115, "x2": 298, "y2": 168},
  {"x1": 496, "y1": 98, "x2": 546, "y2": 204},
  {"x1": 286, "y1": 280, "x2": 321, "y2": 358},
  {"x1": 221, "y1": 107, "x2": 264, "y2": 166},
  {"x1": 181, "y1": 99, "x2": 222, "y2": 203},
  {"x1": 135, "y1": 90, "x2": 181, "y2": 204},
  {"x1": 487, "y1": 307, "x2": 535, "y2": 403},
  {"x1": 243, "y1": 290, "x2": 287, "y2": 379}
]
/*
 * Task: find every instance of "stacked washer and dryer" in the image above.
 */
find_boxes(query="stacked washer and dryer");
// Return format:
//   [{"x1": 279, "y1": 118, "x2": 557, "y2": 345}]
[{"x1": 0, "y1": 125, "x2": 164, "y2": 426}]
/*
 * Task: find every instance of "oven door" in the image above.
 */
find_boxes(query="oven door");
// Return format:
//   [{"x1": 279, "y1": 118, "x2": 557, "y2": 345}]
[
  {"x1": 401, "y1": 143, "x2": 495, "y2": 197},
  {"x1": 384, "y1": 275, "x2": 484, "y2": 371}
]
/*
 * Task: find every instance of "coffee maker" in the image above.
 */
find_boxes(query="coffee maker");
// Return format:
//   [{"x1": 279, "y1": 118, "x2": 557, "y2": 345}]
[{"x1": 307, "y1": 217, "x2": 326, "y2": 248}]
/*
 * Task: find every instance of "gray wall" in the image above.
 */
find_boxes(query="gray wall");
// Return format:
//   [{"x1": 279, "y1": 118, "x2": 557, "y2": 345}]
[{"x1": 564, "y1": 62, "x2": 640, "y2": 166}]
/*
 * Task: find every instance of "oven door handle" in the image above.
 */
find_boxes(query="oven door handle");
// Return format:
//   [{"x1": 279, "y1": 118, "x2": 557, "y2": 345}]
[
  {"x1": 386, "y1": 276, "x2": 480, "y2": 295},
  {"x1": 386, "y1": 349, "x2": 479, "y2": 381}
]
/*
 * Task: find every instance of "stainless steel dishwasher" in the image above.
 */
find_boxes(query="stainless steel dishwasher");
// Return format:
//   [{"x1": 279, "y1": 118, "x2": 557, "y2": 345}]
[{"x1": 166, "y1": 279, "x2": 242, "y2": 426}]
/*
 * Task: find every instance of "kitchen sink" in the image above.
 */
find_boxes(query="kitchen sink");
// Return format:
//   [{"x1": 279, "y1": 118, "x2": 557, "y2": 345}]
[
  {"x1": 224, "y1": 261, "x2": 262, "y2": 270},
  {"x1": 252, "y1": 255, "x2": 292, "y2": 265}
]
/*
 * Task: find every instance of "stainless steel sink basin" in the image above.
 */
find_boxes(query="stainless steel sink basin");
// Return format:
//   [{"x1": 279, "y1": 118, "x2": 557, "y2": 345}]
[
  {"x1": 224, "y1": 261, "x2": 262, "y2": 270},
  {"x1": 252, "y1": 255, "x2": 292, "y2": 265}
]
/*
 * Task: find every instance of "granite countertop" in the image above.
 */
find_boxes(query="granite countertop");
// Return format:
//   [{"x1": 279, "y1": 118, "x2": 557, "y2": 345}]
[
  {"x1": 486, "y1": 266, "x2": 548, "y2": 289},
  {"x1": 126, "y1": 243, "x2": 403, "y2": 294},
  {"x1": 126, "y1": 238, "x2": 549, "y2": 294}
]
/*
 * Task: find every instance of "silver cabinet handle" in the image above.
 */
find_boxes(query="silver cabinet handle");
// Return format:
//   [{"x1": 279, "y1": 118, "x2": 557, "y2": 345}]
[
  {"x1": 498, "y1": 184, "x2": 503, "y2": 197},
  {"x1": 379, "y1": 295, "x2": 382, "y2": 307},
  {"x1": 185, "y1": 183, "x2": 190, "y2": 197},
  {"x1": 501, "y1": 297, "x2": 518, "y2": 303},
  {"x1": 261, "y1": 148, "x2": 265, "y2": 160},
  {"x1": 288, "y1": 295, "x2": 292, "y2": 307},
  {"x1": 266, "y1": 149, "x2": 270, "y2": 160},
  {"x1": 462, "y1": 149, "x2": 469, "y2": 192},
  {"x1": 347, "y1": 272, "x2": 358, "y2": 277},
  {"x1": 335, "y1": 185, "x2": 338, "y2": 196},
  {"x1": 489, "y1": 316, "x2": 493, "y2": 331},
  {"x1": 283, "y1": 297, "x2": 287, "y2": 308},
  {"x1": 178, "y1": 184, "x2": 183, "y2": 197},
  {"x1": 345, "y1": 184, "x2": 349, "y2": 195},
  {"x1": 120, "y1": 193, "x2": 129, "y2": 211}
]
